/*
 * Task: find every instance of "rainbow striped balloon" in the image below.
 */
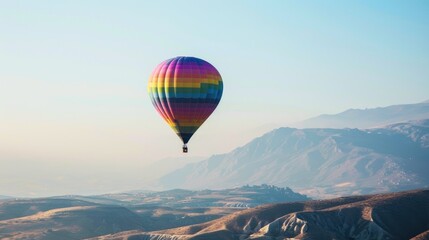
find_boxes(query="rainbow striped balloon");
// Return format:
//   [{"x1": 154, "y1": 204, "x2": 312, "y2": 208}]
[{"x1": 148, "y1": 56, "x2": 223, "y2": 149}]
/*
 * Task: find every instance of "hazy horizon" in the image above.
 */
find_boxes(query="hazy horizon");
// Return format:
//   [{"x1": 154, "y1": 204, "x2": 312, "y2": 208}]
[{"x1": 1, "y1": 1, "x2": 429, "y2": 197}]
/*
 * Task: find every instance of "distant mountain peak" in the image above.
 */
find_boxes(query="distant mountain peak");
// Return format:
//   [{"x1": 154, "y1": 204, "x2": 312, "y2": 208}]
[{"x1": 293, "y1": 101, "x2": 429, "y2": 129}]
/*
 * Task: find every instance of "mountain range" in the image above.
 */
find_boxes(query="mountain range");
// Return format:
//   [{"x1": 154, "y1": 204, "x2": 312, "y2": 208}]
[
  {"x1": 159, "y1": 119, "x2": 429, "y2": 198},
  {"x1": 127, "y1": 101, "x2": 428, "y2": 199},
  {"x1": 2, "y1": 101, "x2": 429, "y2": 239}
]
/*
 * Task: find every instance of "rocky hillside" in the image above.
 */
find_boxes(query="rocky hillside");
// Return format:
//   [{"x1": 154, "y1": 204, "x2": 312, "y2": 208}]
[{"x1": 95, "y1": 189, "x2": 429, "y2": 240}]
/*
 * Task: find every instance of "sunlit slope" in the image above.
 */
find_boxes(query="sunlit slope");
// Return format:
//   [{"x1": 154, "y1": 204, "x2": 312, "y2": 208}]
[
  {"x1": 0, "y1": 198, "x2": 97, "y2": 221},
  {"x1": 0, "y1": 199, "x2": 143, "y2": 239},
  {"x1": 97, "y1": 189, "x2": 429, "y2": 240}
]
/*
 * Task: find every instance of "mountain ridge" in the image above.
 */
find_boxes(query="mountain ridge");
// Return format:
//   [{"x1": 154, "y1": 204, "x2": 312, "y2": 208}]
[
  {"x1": 159, "y1": 120, "x2": 429, "y2": 198},
  {"x1": 292, "y1": 101, "x2": 429, "y2": 129}
]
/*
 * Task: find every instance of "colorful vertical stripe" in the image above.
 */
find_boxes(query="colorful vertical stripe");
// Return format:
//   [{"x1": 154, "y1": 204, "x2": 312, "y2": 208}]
[{"x1": 148, "y1": 56, "x2": 223, "y2": 144}]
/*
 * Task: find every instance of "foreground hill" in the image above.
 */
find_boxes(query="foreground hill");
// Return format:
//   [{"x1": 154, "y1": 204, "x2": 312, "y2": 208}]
[
  {"x1": 95, "y1": 189, "x2": 429, "y2": 240},
  {"x1": 0, "y1": 198, "x2": 96, "y2": 221},
  {"x1": 160, "y1": 120, "x2": 429, "y2": 198},
  {"x1": 293, "y1": 100, "x2": 429, "y2": 129},
  {"x1": 0, "y1": 199, "x2": 143, "y2": 239}
]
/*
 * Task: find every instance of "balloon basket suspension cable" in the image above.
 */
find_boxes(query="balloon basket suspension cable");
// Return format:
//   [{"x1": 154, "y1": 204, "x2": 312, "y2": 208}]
[{"x1": 182, "y1": 144, "x2": 188, "y2": 153}]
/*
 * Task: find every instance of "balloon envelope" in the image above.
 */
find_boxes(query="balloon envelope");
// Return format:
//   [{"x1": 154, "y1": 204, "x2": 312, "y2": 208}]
[{"x1": 148, "y1": 56, "x2": 223, "y2": 145}]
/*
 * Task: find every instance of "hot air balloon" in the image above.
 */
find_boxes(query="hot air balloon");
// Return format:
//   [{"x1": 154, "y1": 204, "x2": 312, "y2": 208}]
[{"x1": 148, "y1": 56, "x2": 223, "y2": 153}]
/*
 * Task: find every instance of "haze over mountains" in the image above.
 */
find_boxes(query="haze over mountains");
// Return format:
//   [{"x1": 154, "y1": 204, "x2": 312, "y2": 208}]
[
  {"x1": 2, "y1": 101, "x2": 429, "y2": 239},
  {"x1": 293, "y1": 100, "x2": 429, "y2": 129},
  {"x1": 158, "y1": 101, "x2": 429, "y2": 198}
]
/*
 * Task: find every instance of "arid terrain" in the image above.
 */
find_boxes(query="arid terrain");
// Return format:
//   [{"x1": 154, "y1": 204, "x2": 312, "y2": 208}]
[
  {"x1": 95, "y1": 189, "x2": 429, "y2": 240},
  {"x1": 1, "y1": 188, "x2": 428, "y2": 239},
  {"x1": 1, "y1": 103, "x2": 428, "y2": 240},
  {"x1": 0, "y1": 185, "x2": 307, "y2": 239}
]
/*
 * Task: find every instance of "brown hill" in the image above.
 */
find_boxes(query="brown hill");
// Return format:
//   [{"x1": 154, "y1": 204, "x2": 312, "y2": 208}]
[
  {"x1": 0, "y1": 198, "x2": 95, "y2": 221},
  {"x1": 96, "y1": 189, "x2": 429, "y2": 240},
  {"x1": 0, "y1": 204, "x2": 144, "y2": 239},
  {"x1": 0, "y1": 185, "x2": 308, "y2": 239}
]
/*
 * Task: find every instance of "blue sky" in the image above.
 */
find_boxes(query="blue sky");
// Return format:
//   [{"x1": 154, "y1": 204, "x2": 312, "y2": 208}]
[{"x1": 1, "y1": 1, "x2": 428, "y2": 196}]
